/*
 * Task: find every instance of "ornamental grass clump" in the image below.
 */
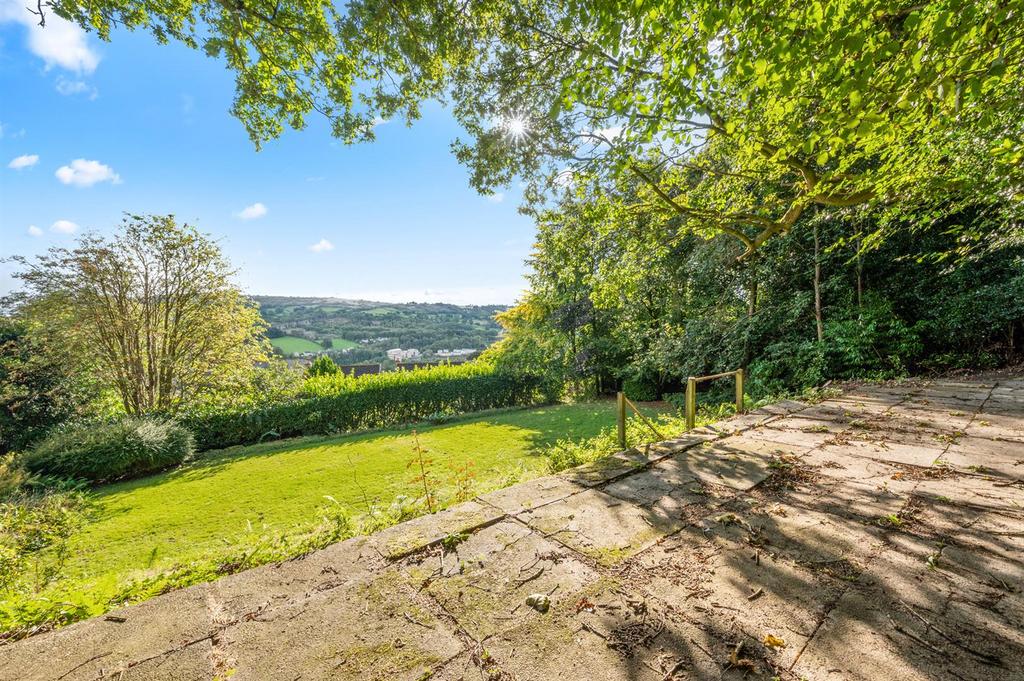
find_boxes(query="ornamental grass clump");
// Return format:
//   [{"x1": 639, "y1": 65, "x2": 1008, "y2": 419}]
[{"x1": 21, "y1": 418, "x2": 194, "y2": 483}]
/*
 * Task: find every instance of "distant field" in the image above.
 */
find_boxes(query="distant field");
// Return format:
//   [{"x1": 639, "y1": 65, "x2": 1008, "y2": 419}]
[
  {"x1": 330, "y1": 337, "x2": 358, "y2": 350},
  {"x1": 367, "y1": 307, "x2": 399, "y2": 315},
  {"x1": 270, "y1": 335, "x2": 323, "y2": 354}
]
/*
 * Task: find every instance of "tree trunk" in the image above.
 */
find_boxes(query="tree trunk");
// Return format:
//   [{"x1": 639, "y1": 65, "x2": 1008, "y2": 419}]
[
  {"x1": 856, "y1": 233, "x2": 863, "y2": 309},
  {"x1": 814, "y1": 223, "x2": 824, "y2": 343},
  {"x1": 747, "y1": 270, "x2": 758, "y2": 318}
]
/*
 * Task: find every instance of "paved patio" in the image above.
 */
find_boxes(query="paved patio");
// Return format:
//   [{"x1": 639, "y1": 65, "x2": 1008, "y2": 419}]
[{"x1": 2, "y1": 376, "x2": 1022, "y2": 680}]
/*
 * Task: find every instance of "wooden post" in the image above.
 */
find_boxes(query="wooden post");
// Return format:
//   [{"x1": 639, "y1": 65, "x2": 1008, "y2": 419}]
[
  {"x1": 685, "y1": 377, "x2": 696, "y2": 430},
  {"x1": 735, "y1": 368, "x2": 744, "y2": 413},
  {"x1": 616, "y1": 391, "x2": 626, "y2": 449}
]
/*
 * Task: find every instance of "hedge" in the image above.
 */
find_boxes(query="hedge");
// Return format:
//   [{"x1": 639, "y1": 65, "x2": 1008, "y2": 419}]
[{"x1": 184, "y1": 362, "x2": 543, "y2": 451}]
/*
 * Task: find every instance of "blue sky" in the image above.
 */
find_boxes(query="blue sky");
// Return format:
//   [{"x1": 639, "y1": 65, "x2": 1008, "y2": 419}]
[{"x1": 0, "y1": 3, "x2": 536, "y2": 304}]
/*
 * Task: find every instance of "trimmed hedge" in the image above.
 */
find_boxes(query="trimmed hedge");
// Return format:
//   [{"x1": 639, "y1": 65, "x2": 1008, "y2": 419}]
[
  {"x1": 185, "y1": 363, "x2": 543, "y2": 451},
  {"x1": 21, "y1": 418, "x2": 195, "y2": 483}
]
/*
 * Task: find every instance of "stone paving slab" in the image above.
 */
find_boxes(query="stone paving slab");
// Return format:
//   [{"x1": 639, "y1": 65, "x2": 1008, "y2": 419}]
[
  {"x1": 943, "y1": 436, "x2": 1024, "y2": 479},
  {"x1": 220, "y1": 566, "x2": 464, "y2": 680},
  {"x1": 409, "y1": 519, "x2": 600, "y2": 641},
  {"x1": 815, "y1": 438, "x2": 948, "y2": 468},
  {"x1": 476, "y1": 475, "x2": 583, "y2": 514},
  {"x1": 669, "y1": 441, "x2": 775, "y2": 490},
  {"x1": 3, "y1": 375, "x2": 1024, "y2": 680},
  {"x1": 518, "y1": 488, "x2": 685, "y2": 566},
  {"x1": 482, "y1": 578, "x2": 729, "y2": 681},
  {"x1": 373, "y1": 499, "x2": 504, "y2": 559},
  {"x1": 637, "y1": 527, "x2": 844, "y2": 670},
  {"x1": 0, "y1": 586, "x2": 214, "y2": 681},
  {"x1": 794, "y1": 536, "x2": 1024, "y2": 681}
]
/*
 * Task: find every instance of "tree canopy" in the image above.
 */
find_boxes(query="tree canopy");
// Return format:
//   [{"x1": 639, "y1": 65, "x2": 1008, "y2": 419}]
[
  {"x1": 5, "y1": 215, "x2": 269, "y2": 415},
  {"x1": 41, "y1": 0, "x2": 1024, "y2": 251}
]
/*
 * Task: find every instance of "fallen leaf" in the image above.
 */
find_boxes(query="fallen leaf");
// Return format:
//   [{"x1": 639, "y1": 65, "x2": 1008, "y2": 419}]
[
  {"x1": 575, "y1": 597, "x2": 596, "y2": 614},
  {"x1": 763, "y1": 634, "x2": 786, "y2": 649}
]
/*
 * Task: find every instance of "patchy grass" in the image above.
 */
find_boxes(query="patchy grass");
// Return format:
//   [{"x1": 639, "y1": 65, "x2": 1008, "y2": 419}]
[{"x1": 2, "y1": 400, "x2": 671, "y2": 638}]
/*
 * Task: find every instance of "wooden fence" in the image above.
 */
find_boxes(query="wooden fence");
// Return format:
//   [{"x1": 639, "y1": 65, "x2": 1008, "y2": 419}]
[{"x1": 616, "y1": 368, "x2": 744, "y2": 447}]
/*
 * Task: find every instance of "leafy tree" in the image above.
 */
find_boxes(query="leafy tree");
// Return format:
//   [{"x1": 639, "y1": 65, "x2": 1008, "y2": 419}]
[
  {"x1": 0, "y1": 319, "x2": 91, "y2": 453},
  {"x1": 7, "y1": 215, "x2": 270, "y2": 415},
  {"x1": 37, "y1": 0, "x2": 1024, "y2": 251},
  {"x1": 307, "y1": 354, "x2": 340, "y2": 378},
  {"x1": 492, "y1": 180, "x2": 1024, "y2": 396}
]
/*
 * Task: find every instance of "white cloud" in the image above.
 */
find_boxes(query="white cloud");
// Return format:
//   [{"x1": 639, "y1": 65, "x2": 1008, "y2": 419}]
[
  {"x1": 8, "y1": 154, "x2": 38, "y2": 169},
  {"x1": 553, "y1": 169, "x2": 576, "y2": 188},
  {"x1": 371, "y1": 116, "x2": 388, "y2": 127},
  {"x1": 0, "y1": 122, "x2": 25, "y2": 140},
  {"x1": 55, "y1": 76, "x2": 98, "y2": 99},
  {"x1": 236, "y1": 202, "x2": 267, "y2": 220},
  {"x1": 55, "y1": 158, "x2": 121, "y2": 187},
  {"x1": 486, "y1": 192, "x2": 505, "y2": 203},
  {"x1": 591, "y1": 125, "x2": 623, "y2": 140},
  {"x1": 51, "y1": 219, "x2": 79, "y2": 234},
  {"x1": 0, "y1": 1, "x2": 100, "y2": 73},
  {"x1": 27, "y1": 224, "x2": 42, "y2": 237},
  {"x1": 309, "y1": 238, "x2": 334, "y2": 253}
]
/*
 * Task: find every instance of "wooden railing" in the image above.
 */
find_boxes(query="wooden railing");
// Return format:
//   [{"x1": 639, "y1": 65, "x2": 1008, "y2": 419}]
[
  {"x1": 615, "y1": 368, "x2": 744, "y2": 448},
  {"x1": 685, "y1": 368, "x2": 744, "y2": 429},
  {"x1": 615, "y1": 391, "x2": 666, "y2": 449}
]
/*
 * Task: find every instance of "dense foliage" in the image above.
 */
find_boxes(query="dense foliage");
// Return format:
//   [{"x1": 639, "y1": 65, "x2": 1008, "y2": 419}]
[
  {"x1": 48, "y1": 0, "x2": 1024, "y2": 254},
  {"x1": 0, "y1": 320, "x2": 92, "y2": 455},
  {"x1": 21, "y1": 419, "x2": 195, "y2": 483},
  {"x1": 0, "y1": 487, "x2": 90, "y2": 592},
  {"x1": 489, "y1": 188, "x2": 1024, "y2": 399},
  {"x1": 185, "y1": 362, "x2": 543, "y2": 451}
]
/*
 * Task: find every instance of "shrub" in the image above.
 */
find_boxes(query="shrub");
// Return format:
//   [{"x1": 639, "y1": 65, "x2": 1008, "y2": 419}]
[
  {"x1": 185, "y1": 362, "x2": 543, "y2": 451},
  {"x1": 306, "y1": 355, "x2": 340, "y2": 378},
  {"x1": 542, "y1": 411, "x2": 691, "y2": 473},
  {"x1": 622, "y1": 376, "x2": 658, "y2": 402},
  {"x1": 21, "y1": 418, "x2": 194, "y2": 483}
]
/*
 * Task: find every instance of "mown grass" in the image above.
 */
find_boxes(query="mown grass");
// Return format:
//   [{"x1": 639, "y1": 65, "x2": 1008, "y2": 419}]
[
  {"x1": 269, "y1": 335, "x2": 323, "y2": 353},
  {"x1": 330, "y1": 337, "x2": 358, "y2": 350},
  {"x1": 3, "y1": 400, "x2": 671, "y2": 637}
]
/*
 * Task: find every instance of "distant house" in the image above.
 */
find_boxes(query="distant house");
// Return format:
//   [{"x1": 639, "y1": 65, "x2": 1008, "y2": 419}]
[
  {"x1": 338, "y1": 363, "x2": 382, "y2": 377},
  {"x1": 386, "y1": 348, "x2": 421, "y2": 361}
]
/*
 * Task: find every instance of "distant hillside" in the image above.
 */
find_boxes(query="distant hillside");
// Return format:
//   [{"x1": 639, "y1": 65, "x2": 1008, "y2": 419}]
[{"x1": 254, "y1": 296, "x2": 506, "y2": 362}]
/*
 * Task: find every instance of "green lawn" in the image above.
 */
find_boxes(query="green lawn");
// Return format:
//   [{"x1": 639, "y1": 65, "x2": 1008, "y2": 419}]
[
  {"x1": 330, "y1": 337, "x2": 358, "y2": 350},
  {"x1": 270, "y1": 335, "x2": 323, "y2": 354},
  {"x1": 59, "y1": 401, "x2": 669, "y2": 597}
]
